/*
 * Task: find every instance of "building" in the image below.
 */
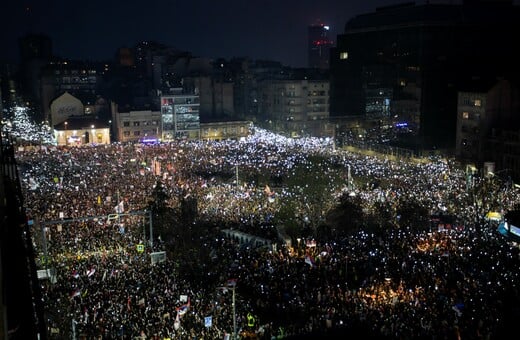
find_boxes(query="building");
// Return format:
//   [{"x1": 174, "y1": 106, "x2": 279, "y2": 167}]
[
  {"x1": 200, "y1": 119, "x2": 252, "y2": 141},
  {"x1": 0, "y1": 132, "x2": 47, "y2": 339},
  {"x1": 53, "y1": 116, "x2": 110, "y2": 146},
  {"x1": 18, "y1": 34, "x2": 53, "y2": 109},
  {"x1": 330, "y1": 1, "x2": 520, "y2": 151},
  {"x1": 456, "y1": 79, "x2": 520, "y2": 181},
  {"x1": 160, "y1": 93, "x2": 200, "y2": 140},
  {"x1": 456, "y1": 90, "x2": 488, "y2": 163},
  {"x1": 184, "y1": 74, "x2": 234, "y2": 119},
  {"x1": 258, "y1": 78, "x2": 330, "y2": 137},
  {"x1": 111, "y1": 104, "x2": 162, "y2": 143},
  {"x1": 308, "y1": 23, "x2": 334, "y2": 69},
  {"x1": 49, "y1": 92, "x2": 85, "y2": 126},
  {"x1": 40, "y1": 60, "x2": 107, "y2": 124}
]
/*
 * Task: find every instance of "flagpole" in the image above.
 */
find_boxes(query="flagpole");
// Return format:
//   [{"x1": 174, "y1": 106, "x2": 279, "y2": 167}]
[{"x1": 72, "y1": 319, "x2": 76, "y2": 340}]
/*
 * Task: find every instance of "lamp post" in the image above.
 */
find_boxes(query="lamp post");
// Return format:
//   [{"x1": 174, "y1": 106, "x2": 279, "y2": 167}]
[
  {"x1": 64, "y1": 121, "x2": 68, "y2": 145},
  {"x1": 235, "y1": 163, "x2": 239, "y2": 189}
]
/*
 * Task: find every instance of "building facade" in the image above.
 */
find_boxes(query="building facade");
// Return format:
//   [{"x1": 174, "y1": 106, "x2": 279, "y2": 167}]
[
  {"x1": 456, "y1": 79, "x2": 520, "y2": 181},
  {"x1": 160, "y1": 94, "x2": 200, "y2": 140},
  {"x1": 456, "y1": 91, "x2": 487, "y2": 162},
  {"x1": 200, "y1": 120, "x2": 252, "y2": 141},
  {"x1": 112, "y1": 103, "x2": 162, "y2": 143},
  {"x1": 49, "y1": 92, "x2": 85, "y2": 126},
  {"x1": 258, "y1": 79, "x2": 330, "y2": 137},
  {"x1": 53, "y1": 116, "x2": 110, "y2": 146}
]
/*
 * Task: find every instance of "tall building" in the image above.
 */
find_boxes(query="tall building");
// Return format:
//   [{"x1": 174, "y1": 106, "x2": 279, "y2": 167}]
[
  {"x1": 330, "y1": 1, "x2": 520, "y2": 151},
  {"x1": 18, "y1": 34, "x2": 53, "y2": 112},
  {"x1": 308, "y1": 23, "x2": 334, "y2": 69}
]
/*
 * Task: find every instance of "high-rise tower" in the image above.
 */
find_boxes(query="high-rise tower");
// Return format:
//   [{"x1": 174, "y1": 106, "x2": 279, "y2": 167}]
[{"x1": 308, "y1": 23, "x2": 334, "y2": 69}]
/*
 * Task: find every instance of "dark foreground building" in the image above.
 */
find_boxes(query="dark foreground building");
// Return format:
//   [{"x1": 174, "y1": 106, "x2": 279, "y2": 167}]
[
  {"x1": 330, "y1": 0, "x2": 520, "y2": 151},
  {"x1": 1, "y1": 131, "x2": 46, "y2": 339}
]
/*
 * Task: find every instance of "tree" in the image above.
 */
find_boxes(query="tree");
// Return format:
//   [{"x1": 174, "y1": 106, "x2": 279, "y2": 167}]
[{"x1": 324, "y1": 193, "x2": 365, "y2": 238}]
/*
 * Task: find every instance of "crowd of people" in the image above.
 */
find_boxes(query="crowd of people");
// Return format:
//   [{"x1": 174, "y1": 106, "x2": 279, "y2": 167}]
[{"x1": 14, "y1": 126, "x2": 520, "y2": 339}]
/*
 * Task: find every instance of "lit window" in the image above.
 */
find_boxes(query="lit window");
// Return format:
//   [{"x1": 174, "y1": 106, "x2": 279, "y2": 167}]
[
  {"x1": 462, "y1": 111, "x2": 469, "y2": 119},
  {"x1": 474, "y1": 99, "x2": 481, "y2": 107},
  {"x1": 340, "y1": 52, "x2": 348, "y2": 60}
]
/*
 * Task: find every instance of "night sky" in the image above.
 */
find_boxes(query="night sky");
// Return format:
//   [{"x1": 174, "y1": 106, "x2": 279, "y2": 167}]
[{"x1": 0, "y1": 0, "x2": 413, "y2": 67}]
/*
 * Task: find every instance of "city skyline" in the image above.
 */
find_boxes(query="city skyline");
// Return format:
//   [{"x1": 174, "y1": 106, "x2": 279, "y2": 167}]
[{"x1": 2, "y1": 0, "x2": 423, "y2": 67}]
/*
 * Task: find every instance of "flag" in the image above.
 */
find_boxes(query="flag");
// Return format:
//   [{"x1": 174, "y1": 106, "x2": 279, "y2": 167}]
[
  {"x1": 86, "y1": 267, "x2": 96, "y2": 277},
  {"x1": 114, "y1": 200, "x2": 124, "y2": 214},
  {"x1": 174, "y1": 312, "x2": 181, "y2": 330},
  {"x1": 265, "y1": 185, "x2": 275, "y2": 203},
  {"x1": 72, "y1": 270, "x2": 80, "y2": 279},
  {"x1": 70, "y1": 289, "x2": 81, "y2": 299},
  {"x1": 227, "y1": 278, "x2": 237, "y2": 288},
  {"x1": 97, "y1": 195, "x2": 101, "y2": 205},
  {"x1": 176, "y1": 303, "x2": 189, "y2": 316},
  {"x1": 217, "y1": 286, "x2": 229, "y2": 294},
  {"x1": 305, "y1": 255, "x2": 316, "y2": 268},
  {"x1": 205, "y1": 316, "x2": 212, "y2": 328},
  {"x1": 452, "y1": 305, "x2": 462, "y2": 317}
]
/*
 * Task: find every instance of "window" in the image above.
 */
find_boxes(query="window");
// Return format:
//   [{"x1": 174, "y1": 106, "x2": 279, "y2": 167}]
[
  {"x1": 133, "y1": 121, "x2": 140, "y2": 126},
  {"x1": 123, "y1": 131, "x2": 130, "y2": 137},
  {"x1": 133, "y1": 131, "x2": 140, "y2": 136},
  {"x1": 462, "y1": 111, "x2": 469, "y2": 119},
  {"x1": 340, "y1": 52, "x2": 348, "y2": 60},
  {"x1": 474, "y1": 99, "x2": 481, "y2": 107},
  {"x1": 123, "y1": 121, "x2": 130, "y2": 127}
]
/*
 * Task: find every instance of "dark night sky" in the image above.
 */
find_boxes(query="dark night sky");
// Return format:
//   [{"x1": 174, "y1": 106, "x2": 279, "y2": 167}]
[{"x1": 1, "y1": 0, "x2": 512, "y2": 67}]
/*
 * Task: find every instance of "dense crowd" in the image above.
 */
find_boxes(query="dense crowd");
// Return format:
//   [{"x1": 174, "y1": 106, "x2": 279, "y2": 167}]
[{"x1": 14, "y1": 127, "x2": 520, "y2": 339}]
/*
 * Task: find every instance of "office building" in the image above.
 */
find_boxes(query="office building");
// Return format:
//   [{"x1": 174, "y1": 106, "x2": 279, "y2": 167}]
[{"x1": 330, "y1": 1, "x2": 520, "y2": 151}]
